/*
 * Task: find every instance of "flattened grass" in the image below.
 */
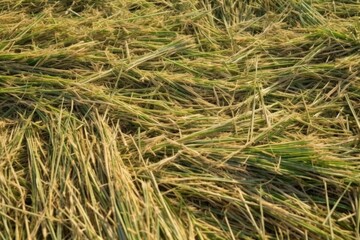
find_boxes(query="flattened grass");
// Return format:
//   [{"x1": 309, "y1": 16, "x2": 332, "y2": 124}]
[{"x1": 0, "y1": 0, "x2": 359, "y2": 239}]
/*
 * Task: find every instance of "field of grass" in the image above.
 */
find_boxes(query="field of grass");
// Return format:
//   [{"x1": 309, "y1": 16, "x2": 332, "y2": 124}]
[{"x1": 0, "y1": 0, "x2": 359, "y2": 239}]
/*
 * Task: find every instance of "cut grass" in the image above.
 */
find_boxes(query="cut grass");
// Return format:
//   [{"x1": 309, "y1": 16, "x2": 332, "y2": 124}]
[{"x1": 0, "y1": 0, "x2": 360, "y2": 239}]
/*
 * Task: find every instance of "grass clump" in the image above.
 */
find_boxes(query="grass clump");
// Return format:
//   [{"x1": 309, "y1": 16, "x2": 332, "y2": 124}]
[{"x1": 0, "y1": 0, "x2": 360, "y2": 239}]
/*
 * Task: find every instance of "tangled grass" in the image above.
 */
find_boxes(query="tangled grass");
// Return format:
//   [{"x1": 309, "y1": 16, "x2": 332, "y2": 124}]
[{"x1": 0, "y1": 0, "x2": 360, "y2": 239}]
